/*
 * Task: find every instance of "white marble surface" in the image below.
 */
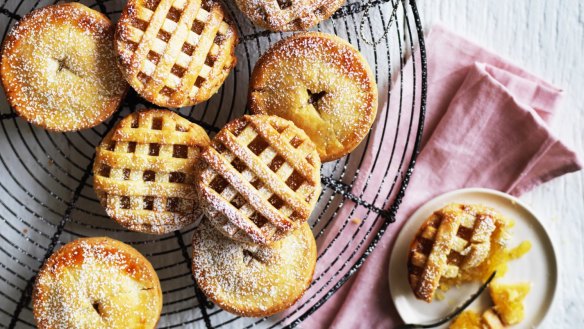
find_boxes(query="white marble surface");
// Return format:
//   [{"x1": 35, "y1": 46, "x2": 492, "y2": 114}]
[{"x1": 417, "y1": 1, "x2": 584, "y2": 327}]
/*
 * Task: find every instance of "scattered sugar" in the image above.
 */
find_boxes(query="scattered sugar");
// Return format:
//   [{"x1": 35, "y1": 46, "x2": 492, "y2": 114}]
[
  {"x1": 239, "y1": 0, "x2": 342, "y2": 31},
  {"x1": 1, "y1": 3, "x2": 127, "y2": 131},
  {"x1": 249, "y1": 33, "x2": 377, "y2": 159},
  {"x1": 114, "y1": 0, "x2": 238, "y2": 107},
  {"x1": 34, "y1": 238, "x2": 160, "y2": 328},
  {"x1": 93, "y1": 110, "x2": 210, "y2": 234},
  {"x1": 192, "y1": 220, "x2": 315, "y2": 315},
  {"x1": 197, "y1": 115, "x2": 321, "y2": 244}
]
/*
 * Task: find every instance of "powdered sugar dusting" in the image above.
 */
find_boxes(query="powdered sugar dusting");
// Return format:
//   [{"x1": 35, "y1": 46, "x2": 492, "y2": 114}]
[
  {"x1": 93, "y1": 109, "x2": 210, "y2": 234},
  {"x1": 249, "y1": 32, "x2": 378, "y2": 162},
  {"x1": 33, "y1": 237, "x2": 162, "y2": 329},
  {"x1": 235, "y1": 0, "x2": 346, "y2": 31},
  {"x1": 195, "y1": 115, "x2": 321, "y2": 245},
  {"x1": 0, "y1": 3, "x2": 127, "y2": 131},
  {"x1": 191, "y1": 220, "x2": 316, "y2": 316},
  {"x1": 114, "y1": 0, "x2": 238, "y2": 107},
  {"x1": 408, "y1": 203, "x2": 511, "y2": 302}
]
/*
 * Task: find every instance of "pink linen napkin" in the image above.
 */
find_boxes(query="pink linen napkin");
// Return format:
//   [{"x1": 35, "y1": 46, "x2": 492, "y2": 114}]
[{"x1": 302, "y1": 24, "x2": 582, "y2": 328}]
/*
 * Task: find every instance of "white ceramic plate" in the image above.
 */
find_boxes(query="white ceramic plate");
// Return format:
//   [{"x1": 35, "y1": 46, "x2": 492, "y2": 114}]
[{"x1": 389, "y1": 188, "x2": 558, "y2": 328}]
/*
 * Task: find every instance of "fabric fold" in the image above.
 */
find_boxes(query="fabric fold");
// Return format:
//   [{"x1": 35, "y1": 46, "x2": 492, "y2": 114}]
[{"x1": 303, "y1": 24, "x2": 581, "y2": 329}]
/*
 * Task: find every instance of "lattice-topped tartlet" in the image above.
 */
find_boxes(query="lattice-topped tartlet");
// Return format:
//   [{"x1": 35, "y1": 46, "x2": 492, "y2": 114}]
[
  {"x1": 93, "y1": 109, "x2": 210, "y2": 234},
  {"x1": 407, "y1": 203, "x2": 511, "y2": 302},
  {"x1": 235, "y1": 0, "x2": 346, "y2": 31},
  {"x1": 115, "y1": 0, "x2": 238, "y2": 107},
  {"x1": 195, "y1": 115, "x2": 322, "y2": 245}
]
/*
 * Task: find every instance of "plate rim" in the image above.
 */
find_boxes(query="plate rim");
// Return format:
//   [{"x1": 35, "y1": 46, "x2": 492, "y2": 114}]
[{"x1": 388, "y1": 187, "x2": 559, "y2": 327}]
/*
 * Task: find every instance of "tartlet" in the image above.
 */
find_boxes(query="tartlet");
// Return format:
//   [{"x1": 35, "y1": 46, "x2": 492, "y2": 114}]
[
  {"x1": 93, "y1": 109, "x2": 210, "y2": 234},
  {"x1": 195, "y1": 114, "x2": 321, "y2": 245},
  {"x1": 235, "y1": 0, "x2": 346, "y2": 31},
  {"x1": 114, "y1": 0, "x2": 238, "y2": 107},
  {"x1": 33, "y1": 237, "x2": 162, "y2": 329},
  {"x1": 192, "y1": 220, "x2": 317, "y2": 317},
  {"x1": 0, "y1": 3, "x2": 127, "y2": 131},
  {"x1": 249, "y1": 32, "x2": 378, "y2": 162}
]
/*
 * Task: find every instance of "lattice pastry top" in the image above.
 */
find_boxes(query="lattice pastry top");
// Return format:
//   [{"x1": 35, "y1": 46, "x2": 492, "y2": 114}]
[
  {"x1": 93, "y1": 109, "x2": 210, "y2": 234},
  {"x1": 115, "y1": 0, "x2": 238, "y2": 108},
  {"x1": 407, "y1": 203, "x2": 509, "y2": 302},
  {"x1": 235, "y1": 0, "x2": 346, "y2": 31},
  {"x1": 196, "y1": 115, "x2": 322, "y2": 245}
]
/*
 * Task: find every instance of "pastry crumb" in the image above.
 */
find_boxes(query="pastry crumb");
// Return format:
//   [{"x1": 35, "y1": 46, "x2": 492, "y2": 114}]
[{"x1": 351, "y1": 218, "x2": 362, "y2": 225}]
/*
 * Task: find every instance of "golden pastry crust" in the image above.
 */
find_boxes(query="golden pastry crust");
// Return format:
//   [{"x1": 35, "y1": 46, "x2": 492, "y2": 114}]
[
  {"x1": 192, "y1": 220, "x2": 317, "y2": 317},
  {"x1": 235, "y1": 0, "x2": 346, "y2": 31},
  {"x1": 115, "y1": 0, "x2": 238, "y2": 108},
  {"x1": 195, "y1": 114, "x2": 321, "y2": 245},
  {"x1": 33, "y1": 237, "x2": 162, "y2": 329},
  {"x1": 93, "y1": 109, "x2": 210, "y2": 234},
  {"x1": 407, "y1": 203, "x2": 509, "y2": 303},
  {"x1": 249, "y1": 32, "x2": 378, "y2": 162},
  {"x1": 0, "y1": 3, "x2": 128, "y2": 131}
]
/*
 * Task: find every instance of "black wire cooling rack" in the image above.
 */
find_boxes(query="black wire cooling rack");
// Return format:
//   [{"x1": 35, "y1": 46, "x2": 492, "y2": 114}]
[{"x1": 0, "y1": 0, "x2": 427, "y2": 328}]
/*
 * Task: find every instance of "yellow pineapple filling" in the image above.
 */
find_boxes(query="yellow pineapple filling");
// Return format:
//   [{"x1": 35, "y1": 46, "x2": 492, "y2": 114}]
[
  {"x1": 442, "y1": 218, "x2": 532, "y2": 328},
  {"x1": 490, "y1": 282, "x2": 531, "y2": 325},
  {"x1": 449, "y1": 282, "x2": 531, "y2": 328},
  {"x1": 439, "y1": 218, "x2": 531, "y2": 293},
  {"x1": 425, "y1": 208, "x2": 533, "y2": 328},
  {"x1": 449, "y1": 310, "x2": 482, "y2": 329},
  {"x1": 449, "y1": 309, "x2": 507, "y2": 329}
]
